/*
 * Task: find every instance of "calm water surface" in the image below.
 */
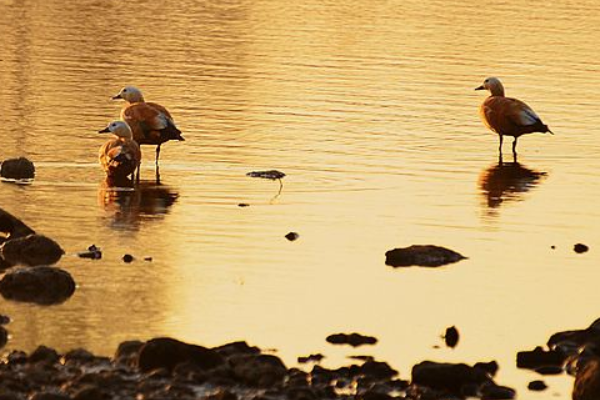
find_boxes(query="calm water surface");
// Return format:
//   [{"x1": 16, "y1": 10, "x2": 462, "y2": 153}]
[{"x1": 1, "y1": 0, "x2": 600, "y2": 397}]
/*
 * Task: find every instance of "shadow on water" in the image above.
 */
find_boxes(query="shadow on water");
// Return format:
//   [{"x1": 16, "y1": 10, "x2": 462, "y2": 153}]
[
  {"x1": 479, "y1": 161, "x2": 548, "y2": 211},
  {"x1": 98, "y1": 177, "x2": 179, "y2": 229}
]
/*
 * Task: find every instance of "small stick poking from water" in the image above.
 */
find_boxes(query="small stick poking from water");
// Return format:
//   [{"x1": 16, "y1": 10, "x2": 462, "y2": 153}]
[{"x1": 246, "y1": 170, "x2": 286, "y2": 193}]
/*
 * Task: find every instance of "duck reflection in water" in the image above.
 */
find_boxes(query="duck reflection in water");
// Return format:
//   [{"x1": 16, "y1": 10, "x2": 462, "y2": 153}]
[
  {"x1": 98, "y1": 177, "x2": 179, "y2": 228},
  {"x1": 479, "y1": 161, "x2": 547, "y2": 209}
]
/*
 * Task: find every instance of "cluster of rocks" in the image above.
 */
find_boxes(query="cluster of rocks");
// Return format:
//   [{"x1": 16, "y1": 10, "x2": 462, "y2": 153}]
[
  {"x1": 0, "y1": 336, "x2": 516, "y2": 400},
  {"x1": 0, "y1": 208, "x2": 74, "y2": 308},
  {"x1": 517, "y1": 318, "x2": 600, "y2": 399}
]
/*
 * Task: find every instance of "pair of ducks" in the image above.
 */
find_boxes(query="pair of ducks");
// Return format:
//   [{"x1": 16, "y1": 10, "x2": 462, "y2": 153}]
[
  {"x1": 100, "y1": 77, "x2": 552, "y2": 182},
  {"x1": 99, "y1": 86, "x2": 184, "y2": 181}
]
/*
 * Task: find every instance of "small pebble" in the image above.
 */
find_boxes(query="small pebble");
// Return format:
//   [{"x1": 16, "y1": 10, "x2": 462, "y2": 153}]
[
  {"x1": 123, "y1": 254, "x2": 134, "y2": 263},
  {"x1": 550, "y1": 245, "x2": 556, "y2": 249},
  {"x1": 443, "y1": 326, "x2": 459, "y2": 348},
  {"x1": 144, "y1": 257, "x2": 153, "y2": 262},
  {"x1": 528, "y1": 380, "x2": 547, "y2": 391},
  {"x1": 238, "y1": 203, "x2": 250, "y2": 207},
  {"x1": 285, "y1": 232, "x2": 299, "y2": 241},
  {"x1": 574, "y1": 243, "x2": 589, "y2": 254}
]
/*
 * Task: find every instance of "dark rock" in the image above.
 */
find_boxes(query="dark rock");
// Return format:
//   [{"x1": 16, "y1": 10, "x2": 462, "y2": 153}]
[
  {"x1": 573, "y1": 358, "x2": 600, "y2": 400},
  {"x1": 0, "y1": 314, "x2": 11, "y2": 325},
  {"x1": 0, "y1": 157, "x2": 35, "y2": 180},
  {"x1": 229, "y1": 354, "x2": 287, "y2": 387},
  {"x1": 0, "y1": 326, "x2": 7, "y2": 348},
  {"x1": 238, "y1": 203, "x2": 250, "y2": 208},
  {"x1": 63, "y1": 348, "x2": 97, "y2": 364},
  {"x1": 28, "y1": 392, "x2": 70, "y2": 400},
  {"x1": 535, "y1": 365, "x2": 564, "y2": 375},
  {"x1": 0, "y1": 208, "x2": 36, "y2": 238},
  {"x1": 246, "y1": 170, "x2": 286, "y2": 180},
  {"x1": 78, "y1": 245, "x2": 102, "y2": 260},
  {"x1": 360, "y1": 361, "x2": 398, "y2": 379},
  {"x1": 29, "y1": 345, "x2": 60, "y2": 364},
  {"x1": 0, "y1": 392, "x2": 23, "y2": 400},
  {"x1": 7, "y1": 350, "x2": 27, "y2": 365},
  {"x1": 203, "y1": 389, "x2": 238, "y2": 400},
  {"x1": 137, "y1": 337, "x2": 224, "y2": 373},
  {"x1": 298, "y1": 354, "x2": 324, "y2": 363},
  {"x1": 385, "y1": 245, "x2": 466, "y2": 267},
  {"x1": 0, "y1": 266, "x2": 76, "y2": 305},
  {"x1": 214, "y1": 341, "x2": 261, "y2": 358},
  {"x1": 444, "y1": 326, "x2": 459, "y2": 348},
  {"x1": 285, "y1": 232, "x2": 299, "y2": 241},
  {"x1": 356, "y1": 390, "x2": 394, "y2": 400},
  {"x1": 285, "y1": 387, "x2": 318, "y2": 400},
  {"x1": 574, "y1": 243, "x2": 589, "y2": 254},
  {"x1": 1, "y1": 235, "x2": 64, "y2": 266},
  {"x1": 71, "y1": 385, "x2": 105, "y2": 400},
  {"x1": 528, "y1": 380, "x2": 547, "y2": 391},
  {"x1": 122, "y1": 254, "x2": 134, "y2": 263},
  {"x1": 411, "y1": 361, "x2": 491, "y2": 394},
  {"x1": 548, "y1": 318, "x2": 600, "y2": 350},
  {"x1": 144, "y1": 257, "x2": 153, "y2": 262},
  {"x1": 480, "y1": 382, "x2": 516, "y2": 399},
  {"x1": 349, "y1": 355, "x2": 375, "y2": 362},
  {"x1": 115, "y1": 340, "x2": 145, "y2": 366},
  {"x1": 326, "y1": 333, "x2": 377, "y2": 347},
  {"x1": 516, "y1": 346, "x2": 566, "y2": 369},
  {"x1": 474, "y1": 361, "x2": 499, "y2": 377}
]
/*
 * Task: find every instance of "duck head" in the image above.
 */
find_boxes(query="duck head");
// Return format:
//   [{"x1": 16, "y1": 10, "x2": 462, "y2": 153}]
[
  {"x1": 475, "y1": 77, "x2": 505, "y2": 97},
  {"x1": 99, "y1": 121, "x2": 133, "y2": 139},
  {"x1": 111, "y1": 86, "x2": 144, "y2": 103}
]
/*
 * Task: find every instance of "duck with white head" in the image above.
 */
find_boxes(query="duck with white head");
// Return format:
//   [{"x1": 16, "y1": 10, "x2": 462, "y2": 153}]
[{"x1": 98, "y1": 121, "x2": 142, "y2": 181}]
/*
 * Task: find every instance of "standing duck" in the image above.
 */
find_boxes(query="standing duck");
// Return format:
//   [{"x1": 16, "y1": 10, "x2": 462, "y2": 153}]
[
  {"x1": 112, "y1": 86, "x2": 184, "y2": 180},
  {"x1": 99, "y1": 121, "x2": 142, "y2": 181},
  {"x1": 475, "y1": 77, "x2": 552, "y2": 159}
]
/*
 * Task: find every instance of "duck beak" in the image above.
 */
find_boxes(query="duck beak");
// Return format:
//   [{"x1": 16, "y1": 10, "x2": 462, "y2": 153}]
[
  {"x1": 98, "y1": 127, "x2": 110, "y2": 133},
  {"x1": 474, "y1": 85, "x2": 485, "y2": 91},
  {"x1": 111, "y1": 94, "x2": 122, "y2": 100}
]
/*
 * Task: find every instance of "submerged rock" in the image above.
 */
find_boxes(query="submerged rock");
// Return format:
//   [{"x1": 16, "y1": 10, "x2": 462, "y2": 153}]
[
  {"x1": 298, "y1": 354, "x2": 324, "y2": 364},
  {"x1": 574, "y1": 243, "x2": 589, "y2": 254},
  {"x1": 0, "y1": 326, "x2": 7, "y2": 349},
  {"x1": 527, "y1": 380, "x2": 547, "y2": 391},
  {"x1": 411, "y1": 361, "x2": 492, "y2": 395},
  {"x1": 1, "y1": 234, "x2": 64, "y2": 266},
  {"x1": 516, "y1": 346, "x2": 566, "y2": 370},
  {"x1": 0, "y1": 157, "x2": 35, "y2": 180},
  {"x1": 229, "y1": 353, "x2": 288, "y2": 387},
  {"x1": 137, "y1": 337, "x2": 224, "y2": 373},
  {"x1": 385, "y1": 245, "x2": 466, "y2": 267},
  {"x1": 0, "y1": 266, "x2": 75, "y2": 305},
  {"x1": 326, "y1": 333, "x2": 378, "y2": 347},
  {"x1": 285, "y1": 232, "x2": 299, "y2": 241}
]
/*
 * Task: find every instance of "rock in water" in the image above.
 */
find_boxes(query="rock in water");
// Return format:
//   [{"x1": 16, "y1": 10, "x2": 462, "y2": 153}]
[
  {"x1": 0, "y1": 157, "x2": 35, "y2": 180},
  {"x1": 411, "y1": 361, "x2": 492, "y2": 395},
  {"x1": 385, "y1": 245, "x2": 466, "y2": 267},
  {"x1": 137, "y1": 337, "x2": 224, "y2": 372},
  {"x1": 1, "y1": 234, "x2": 64, "y2": 266},
  {"x1": 0, "y1": 266, "x2": 75, "y2": 305},
  {"x1": 326, "y1": 333, "x2": 378, "y2": 347},
  {"x1": 444, "y1": 326, "x2": 460, "y2": 348}
]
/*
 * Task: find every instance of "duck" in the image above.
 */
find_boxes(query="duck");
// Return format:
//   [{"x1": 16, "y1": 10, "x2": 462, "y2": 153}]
[
  {"x1": 475, "y1": 77, "x2": 552, "y2": 159},
  {"x1": 112, "y1": 86, "x2": 184, "y2": 180},
  {"x1": 99, "y1": 121, "x2": 142, "y2": 180}
]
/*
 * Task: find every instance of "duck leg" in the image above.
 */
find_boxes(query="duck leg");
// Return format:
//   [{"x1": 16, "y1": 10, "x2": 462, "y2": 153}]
[
  {"x1": 498, "y1": 134, "x2": 504, "y2": 155},
  {"x1": 512, "y1": 137, "x2": 518, "y2": 161},
  {"x1": 155, "y1": 144, "x2": 161, "y2": 183}
]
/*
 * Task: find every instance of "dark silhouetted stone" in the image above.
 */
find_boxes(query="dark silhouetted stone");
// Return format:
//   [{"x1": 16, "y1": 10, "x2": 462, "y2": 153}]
[
  {"x1": 229, "y1": 354, "x2": 287, "y2": 387},
  {"x1": 0, "y1": 326, "x2": 7, "y2": 348},
  {"x1": 285, "y1": 232, "x2": 299, "y2": 241},
  {"x1": 516, "y1": 346, "x2": 566, "y2": 369},
  {"x1": 574, "y1": 243, "x2": 589, "y2": 254},
  {"x1": 0, "y1": 266, "x2": 75, "y2": 305},
  {"x1": 298, "y1": 354, "x2": 324, "y2": 363},
  {"x1": 326, "y1": 333, "x2": 377, "y2": 347},
  {"x1": 0, "y1": 158, "x2": 35, "y2": 180},
  {"x1": 480, "y1": 382, "x2": 516, "y2": 399},
  {"x1": 214, "y1": 341, "x2": 260, "y2": 358},
  {"x1": 71, "y1": 385, "x2": 105, "y2": 400},
  {"x1": 385, "y1": 245, "x2": 466, "y2": 267},
  {"x1": 115, "y1": 340, "x2": 145, "y2": 367},
  {"x1": 1, "y1": 235, "x2": 64, "y2": 266},
  {"x1": 535, "y1": 365, "x2": 564, "y2": 375},
  {"x1": 0, "y1": 314, "x2": 10, "y2": 325},
  {"x1": 238, "y1": 203, "x2": 250, "y2": 208},
  {"x1": 573, "y1": 358, "x2": 600, "y2": 400},
  {"x1": 444, "y1": 326, "x2": 459, "y2": 348},
  {"x1": 246, "y1": 170, "x2": 286, "y2": 180},
  {"x1": 29, "y1": 345, "x2": 60, "y2": 364},
  {"x1": 28, "y1": 392, "x2": 69, "y2": 400},
  {"x1": 474, "y1": 361, "x2": 499, "y2": 377},
  {"x1": 78, "y1": 245, "x2": 102, "y2": 260},
  {"x1": 411, "y1": 361, "x2": 491, "y2": 394},
  {"x1": 528, "y1": 380, "x2": 547, "y2": 391},
  {"x1": 137, "y1": 337, "x2": 224, "y2": 373},
  {"x1": 122, "y1": 254, "x2": 134, "y2": 263},
  {"x1": 360, "y1": 361, "x2": 398, "y2": 379}
]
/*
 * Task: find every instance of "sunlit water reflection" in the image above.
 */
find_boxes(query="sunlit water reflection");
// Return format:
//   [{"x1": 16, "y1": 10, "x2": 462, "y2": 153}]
[{"x1": 1, "y1": 0, "x2": 600, "y2": 398}]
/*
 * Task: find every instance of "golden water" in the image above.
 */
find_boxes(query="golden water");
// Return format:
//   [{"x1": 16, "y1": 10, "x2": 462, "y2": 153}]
[{"x1": 1, "y1": 0, "x2": 600, "y2": 397}]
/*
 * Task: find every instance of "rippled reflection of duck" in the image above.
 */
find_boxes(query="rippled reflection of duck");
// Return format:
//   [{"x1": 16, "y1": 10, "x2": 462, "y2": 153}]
[
  {"x1": 98, "y1": 179, "x2": 179, "y2": 228},
  {"x1": 479, "y1": 161, "x2": 547, "y2": 209}
]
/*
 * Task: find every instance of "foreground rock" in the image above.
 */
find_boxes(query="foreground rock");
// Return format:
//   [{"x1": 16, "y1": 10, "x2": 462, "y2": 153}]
[
  {"x1": 0, "y1": 266, "x2": 75, "y2": 304},
  {"x1": 385, "y1": 245, "x2": 466, "y2": 267},
  {"x1": 0, "y1": 157, "x2": 35, "y2": 180},
  {"x1": 1, "y1": 234, "x2": 64, "y2": 266},
  {"x1": 0, "y1": 336, "x2": 516, "y2": 400}
]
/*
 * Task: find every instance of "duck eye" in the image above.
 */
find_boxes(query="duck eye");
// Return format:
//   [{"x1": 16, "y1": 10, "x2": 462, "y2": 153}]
[
  {"x1": 484, "y1": 79, "x2": 489, "y2": 83},
  {"x1": 123, "y1": 88, "x2": 128, "y2": 92}
]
